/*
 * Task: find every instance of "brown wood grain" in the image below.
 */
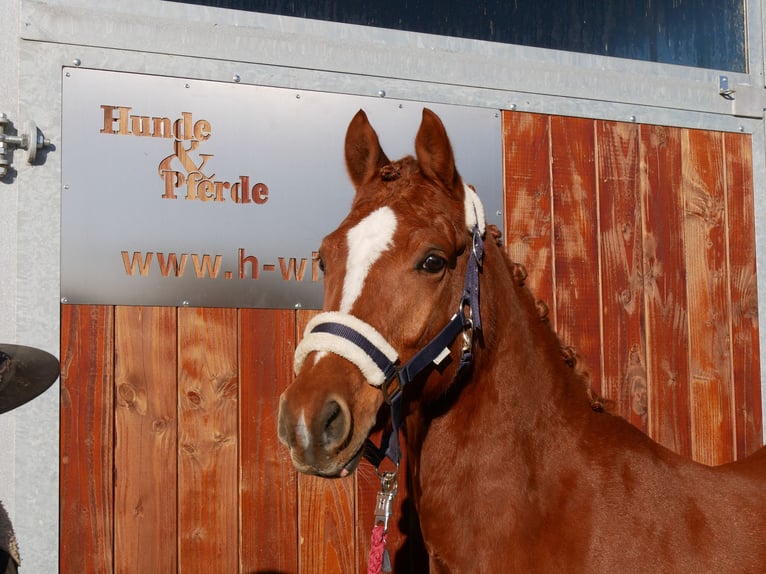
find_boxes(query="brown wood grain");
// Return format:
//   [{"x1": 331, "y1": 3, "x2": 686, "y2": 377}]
[
  {"x1": 60, "y1": 305, "x2": 115, "y2": 574},
  {"x1": 723, "y1": 132, "x2": 764, "y2": 458},
  {"x1": 550, "y1": 115, "x2": 603, "y2": 393},
  {"x1": 113, "y1": 306, "x2": 178, "y2": 573},
  {"x1": 295, "y1": 310, "x2": 356, "y2": 573},
  {"x1": 639, "y1": 125, "x2": 693, "y2": 457},
  {"x1": 177, "y1": 307, "x2": 239, "y2": 571},
  {"x1": 299, "y1": 473, "x2": 356, "y2": 573},
  {"x1": 239, "y1": 308, "x2": 299, "y2": 572},
  {"x1": 502, "y1": 111, "x2": 555, "y2": 310},
  {"x1": 596, "y1": 120, "x2": 647, "y2": 431},
  {"x1": 681, "y1": 128, "x2": 735, "y2": 465}
]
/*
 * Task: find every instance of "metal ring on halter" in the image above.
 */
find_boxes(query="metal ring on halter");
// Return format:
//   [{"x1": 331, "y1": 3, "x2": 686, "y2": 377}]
[
  {"x1": 461, "y1": 317, "x2": 474, "y2": 353},
  {"x1": 471, "y1": 230, "x2": 483, "y2": 266},
  {"x1": 380, "y1": 374, "x2": 402, "y2": 405},
  {"x1": 375, "y1": 463, "x2": 399, "y2": 483}
]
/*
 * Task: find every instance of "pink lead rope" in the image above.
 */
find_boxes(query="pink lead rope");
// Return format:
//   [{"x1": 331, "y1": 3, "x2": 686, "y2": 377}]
[
  {"x1": 367, "y1": 467, "x2": 397, "y2": 573},
  {"x1": 367, "y1": 523, "x2": 389, "y2": 574}
]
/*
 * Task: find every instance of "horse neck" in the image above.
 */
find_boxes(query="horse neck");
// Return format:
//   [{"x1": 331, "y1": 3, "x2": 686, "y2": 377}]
[
  {"x1": 478, "y1": 238, "x2": 593, "y2": 415},
  {"x1": 405, "y1": 237, "x2": 595, "y2": 470}
]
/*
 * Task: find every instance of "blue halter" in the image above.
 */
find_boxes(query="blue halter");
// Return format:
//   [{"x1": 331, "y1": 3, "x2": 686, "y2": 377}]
[{"x1": 301, "y1": 225, "x2": 484, "y2": 466}]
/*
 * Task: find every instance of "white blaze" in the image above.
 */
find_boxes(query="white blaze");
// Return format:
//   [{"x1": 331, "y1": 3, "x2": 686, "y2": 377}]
[
  {"x1": 295, "y1": 411, "x2": 310, "y2": 450},
  {"x1": 340, "y1": 207, "x2": 397, "y2": 313}
]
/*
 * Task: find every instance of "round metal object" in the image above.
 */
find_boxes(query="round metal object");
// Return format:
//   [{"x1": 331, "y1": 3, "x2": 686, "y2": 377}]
[{"x1": 0, "y1": 344, "x2": 60, "y2": 414}]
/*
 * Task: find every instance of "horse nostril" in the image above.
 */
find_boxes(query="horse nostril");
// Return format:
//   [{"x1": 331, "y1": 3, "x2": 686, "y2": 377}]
[{"x1": 320, "y1": 399, "x2": 350, "y2": 450}]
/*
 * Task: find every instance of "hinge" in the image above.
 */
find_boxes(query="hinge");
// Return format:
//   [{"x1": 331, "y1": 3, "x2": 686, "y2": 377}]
[
  {"x1": 719, "y1": 75, "x2": 766, "y2": 119},
  {"x1": 0, "y1": 113, "x2": 51, "y2": 179}
]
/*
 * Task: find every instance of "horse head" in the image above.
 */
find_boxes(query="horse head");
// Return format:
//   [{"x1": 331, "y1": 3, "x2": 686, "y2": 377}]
[{"x1": 277, "y1": 108, "x2": 484, "y2": 477}]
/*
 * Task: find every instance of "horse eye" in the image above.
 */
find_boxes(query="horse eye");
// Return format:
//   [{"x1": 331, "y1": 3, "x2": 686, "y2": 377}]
[{"x1": 420, "y1": 254, "x2": 446, "y2": 274}]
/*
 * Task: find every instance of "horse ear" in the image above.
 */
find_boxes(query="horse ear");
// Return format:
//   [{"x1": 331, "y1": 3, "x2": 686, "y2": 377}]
[
  {"x1": 415, "y1": 108, "x2": 461, "y2": 192},
  {"x1": 345, "y1": 109, "x2": 390, "y2": 188}
]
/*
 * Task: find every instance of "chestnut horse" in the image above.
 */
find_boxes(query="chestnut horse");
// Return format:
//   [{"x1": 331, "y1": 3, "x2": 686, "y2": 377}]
[{"x1": 278, "y1": 108, "x2": 766, "y2": 572}]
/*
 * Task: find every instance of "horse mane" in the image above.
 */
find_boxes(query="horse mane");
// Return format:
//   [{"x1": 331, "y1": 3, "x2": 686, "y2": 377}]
[{"x1": 488, "y1": 223, "x2": 611, "y2": 414}]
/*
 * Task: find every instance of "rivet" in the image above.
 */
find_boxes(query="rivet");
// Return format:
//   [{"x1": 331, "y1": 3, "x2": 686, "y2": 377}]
[
  {"x1": 629, "y1": 115, "x2": 637, "y2": 122},
  {"x1": 232, "y1": 74, "x2": 241, "y2": 83},
  {"x1": 185, "y1": 83, "x2": 190, "y2": 89},
  {"x1": 509, "y1": 104, "x2": 517, "y2": 111},
  {"x1": 72, "y1": 58, "x2": 81, "y2": 67},
  {"x1": 61, "y1": 297, "x2": 68, "y2": 304},
  {"x1": 182, "y1": 300, "x2": 190, "y2": 307},
  {"x1": 496, "y1": 210, "x2": 502, "y2": 217},
  {"x1": 294, "y1": 302, "x2": 302, "y2": 309},
  {"x1": 378, "y1": 90, "x2": 386, "y2": 98},
  {"x1": 739, "y1": 125, "x2": 745, "y2": 132},
  {"x1": 296, "y1": 93, "x2": 301, "y2": 99}
]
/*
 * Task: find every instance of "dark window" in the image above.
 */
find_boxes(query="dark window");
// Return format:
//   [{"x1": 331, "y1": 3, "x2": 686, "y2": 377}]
[{"x1": 170, "y1": 0, "x2": 747, "y2": 72}]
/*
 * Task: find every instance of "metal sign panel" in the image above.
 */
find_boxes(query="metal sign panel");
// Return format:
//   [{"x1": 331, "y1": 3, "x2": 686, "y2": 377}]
[{"x1": 62, "y1": 68, "x2": 502, "y2": 308}]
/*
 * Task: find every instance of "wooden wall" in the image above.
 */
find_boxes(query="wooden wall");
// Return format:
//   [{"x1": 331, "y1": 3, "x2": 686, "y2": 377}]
[
  {"x1": 503, "y1": 112, "x2": 763, "y2": 463},
  {"x1": 60, "y1": 306, "x2": 419, "y2": 573},
  {"x1": 59, "y1": 112, "x2": 763, "y2": 572}
]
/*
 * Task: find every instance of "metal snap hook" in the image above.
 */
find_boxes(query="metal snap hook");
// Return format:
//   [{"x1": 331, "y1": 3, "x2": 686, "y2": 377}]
[{"x1": 374, "y1": 464, "x2": 399, "y2": 532}]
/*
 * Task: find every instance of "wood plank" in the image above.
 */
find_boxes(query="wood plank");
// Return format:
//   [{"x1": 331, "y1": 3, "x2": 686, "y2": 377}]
[
  {"x1": 681, "y1": 128, "x2": 735, "y2": 465},
  {"x1": 550, "y1": 115, "x2": 602, "y2": 393},
  {"x1": 60, "y1": 304, "x2": 114, "y2": 574},
  {"x1": 299, "y1": 474, "x2": 356, "y2": 573},
  {"x1": 177, "y1": 307, "x2": 239, "y2": 571},
  {"x1": 502, "y1": 111, "x2": 555, "y2": 310},
  {"x1": 113, "y1": 306, "x2": 178, "y2": 573},
  {"x1": 639, "y1": 125, "x2": 693, "y2": 458},
  {"x1": 295, "y1": 310, "x2": 356, "y2": 573},
  {"x1": 595, "y1": 120, "x2": 647, "y2": 431},
  {"x1": 239, "y1": 308, "x2": 299, "y2": 572},
  {"x1": 723, "y1": 132, "x2": 763, "y2": 457}
]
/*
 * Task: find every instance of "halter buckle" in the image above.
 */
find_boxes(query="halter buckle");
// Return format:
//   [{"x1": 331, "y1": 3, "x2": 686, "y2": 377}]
[
  {"x1": 461, "y1": 318, "x2": 474, "y2": 354},
  {"x1": 380, "y1": 373, "x2": 402, "y2": 405},
  {"x1": 471, "y1": 227, "x2": 483, "y2": 269}
]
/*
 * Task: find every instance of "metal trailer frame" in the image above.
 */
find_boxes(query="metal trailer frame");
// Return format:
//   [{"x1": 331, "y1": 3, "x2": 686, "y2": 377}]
[{"x1": 1, "y1": 0, "x2": 765, "y2": 569}]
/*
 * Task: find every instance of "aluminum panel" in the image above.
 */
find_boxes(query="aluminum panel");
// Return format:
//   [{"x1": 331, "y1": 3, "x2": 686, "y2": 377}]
[{"x1": 61, "y1": 68, "x2": 502, "y2": 308}]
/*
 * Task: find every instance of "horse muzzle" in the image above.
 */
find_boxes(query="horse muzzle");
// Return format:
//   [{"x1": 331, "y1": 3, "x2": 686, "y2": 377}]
[{"x1": 277, "y1": 354, "x2": 383, "y2": 477}]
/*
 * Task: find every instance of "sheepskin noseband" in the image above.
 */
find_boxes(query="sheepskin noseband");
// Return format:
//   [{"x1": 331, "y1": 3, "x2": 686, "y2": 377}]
[{"x1": 293, "y1": 312, "x2": 399, "y2": 386}]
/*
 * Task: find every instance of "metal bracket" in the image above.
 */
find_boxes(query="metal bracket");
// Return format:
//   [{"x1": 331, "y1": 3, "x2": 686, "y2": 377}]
[
  {"x1": 0, "y1": 113, "x2": 51, "y2": 178},
  {"x1": 719, "y1": 75, "x2": 766, "y2": 119}
]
